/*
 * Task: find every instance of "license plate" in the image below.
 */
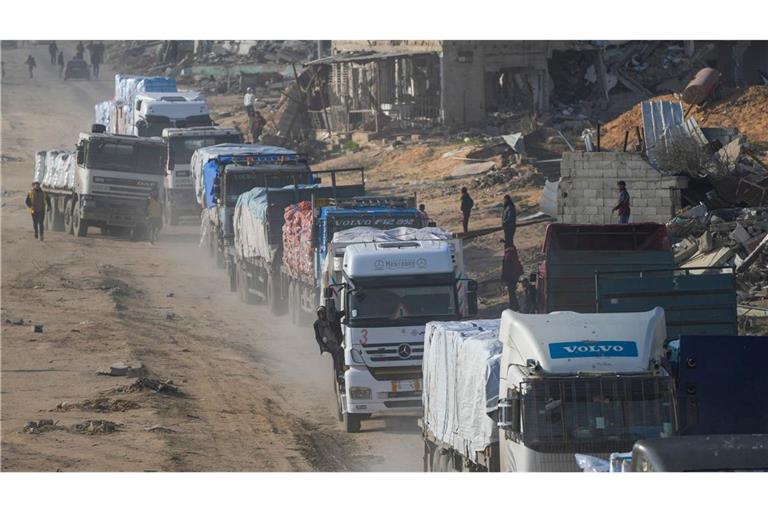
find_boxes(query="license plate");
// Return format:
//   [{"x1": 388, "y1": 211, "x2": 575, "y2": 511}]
[{"x1": 391, "y1": 380, "x2": 421, "y2": 393}]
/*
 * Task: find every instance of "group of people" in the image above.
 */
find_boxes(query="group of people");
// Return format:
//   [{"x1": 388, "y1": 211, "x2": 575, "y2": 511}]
[
  {"x1": 244, "y1": 87, "x2": 266, "y2": 143},
  {"x1": 19, "y1": 41, "x2": 106, "y2": 80}
]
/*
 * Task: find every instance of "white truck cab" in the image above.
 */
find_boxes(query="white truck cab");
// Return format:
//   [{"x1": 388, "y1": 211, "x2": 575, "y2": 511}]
[
  {"x1": 133, "y1": 91, "x2": 212, "y2": 137},
  {"x1": 333, "y1": 239, "x2": 476, "y2": 432},
  {"x1": 496, "y1": 307, "x2": 675, "y2": 471}
]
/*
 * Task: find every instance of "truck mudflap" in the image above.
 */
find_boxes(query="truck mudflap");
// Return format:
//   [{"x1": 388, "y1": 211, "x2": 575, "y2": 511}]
[{"x1": 595, "y1": 266, "x2": 737, "y2": 338}]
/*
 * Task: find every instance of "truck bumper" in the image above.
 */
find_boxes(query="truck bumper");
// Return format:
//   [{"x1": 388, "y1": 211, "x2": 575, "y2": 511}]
[
  {"x1": 344, "y1": 367, "x2": 422, "y2": 416},
  {"x1": 81, "y1": 196, "x2": 145, "y2": 227}
]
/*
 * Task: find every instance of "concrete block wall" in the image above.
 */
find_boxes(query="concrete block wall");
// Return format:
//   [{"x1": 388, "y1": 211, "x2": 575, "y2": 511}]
[{"x1": 558, "y1": 152, "x2": 688, "y2": 224}]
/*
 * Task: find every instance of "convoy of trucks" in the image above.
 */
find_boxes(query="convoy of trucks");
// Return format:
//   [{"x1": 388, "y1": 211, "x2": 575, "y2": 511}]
[{"x1": 31, "y1": 70, "x2": 761, "y2": 470}]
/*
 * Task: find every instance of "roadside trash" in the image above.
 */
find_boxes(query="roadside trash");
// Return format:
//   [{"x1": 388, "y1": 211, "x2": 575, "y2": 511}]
[
  {"x1": 22, "y1": 419, "x2": 63, "y2": 434},
  {"x1": 146, "y1": 425, "x2": 175, "y2": 433},
  {"x1": 71, "y1": 420, "x2": 121, "y2": 435},
  {"x1": 98, "y1": 361, "x2": 145, "y2": 377},
  {"x1": 32, "y1": 325, "x2": 43, "y2": 333},
  {"x1": 115, "y1": 377, "x2": 181, "y2": 395}
]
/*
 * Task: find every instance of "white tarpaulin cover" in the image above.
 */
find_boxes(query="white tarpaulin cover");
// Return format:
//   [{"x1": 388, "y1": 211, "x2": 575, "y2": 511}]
[
  {"x1": 422, "y1": 320, "x2": 502, "y2": 463},
  {"x1": 39, "y1": 150, "x2": 75, "y2": 190},
  {"x1": 233, "y1": 187, "x2": 276, "y2": 264},
  {"x1": 190, "y1": 144, "x2": 264, "y2": 207},
  {"x1": 331, "y1": 226, "x2": 453, "y2": 246}
]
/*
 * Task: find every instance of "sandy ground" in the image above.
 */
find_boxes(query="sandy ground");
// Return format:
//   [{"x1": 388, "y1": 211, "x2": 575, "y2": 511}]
[{"x1": 1, "y1": 42, "x2": 423, "y2": 472}]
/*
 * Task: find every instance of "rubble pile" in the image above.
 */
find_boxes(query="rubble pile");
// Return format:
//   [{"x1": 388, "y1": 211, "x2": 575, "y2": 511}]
[{"x1": 669, "y1": 206, "x2": 768, "y2": 300}]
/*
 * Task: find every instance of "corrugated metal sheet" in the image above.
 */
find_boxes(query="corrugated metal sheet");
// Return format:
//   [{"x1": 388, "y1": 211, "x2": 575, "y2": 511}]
[{"x1": 642, "y1": 100, "x2": 709, "y2": 167}]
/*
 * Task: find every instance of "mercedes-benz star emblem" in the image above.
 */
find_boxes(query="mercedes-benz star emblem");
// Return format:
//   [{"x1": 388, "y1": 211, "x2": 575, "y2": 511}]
[{"x1": 397, "y1": 344, "x2": 412, "y2": 359}]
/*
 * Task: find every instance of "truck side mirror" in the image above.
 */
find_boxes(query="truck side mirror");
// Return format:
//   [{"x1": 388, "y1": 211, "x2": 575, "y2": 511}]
[{"x1": 497, "y1": 397, "x2": 521, "y2": 434}]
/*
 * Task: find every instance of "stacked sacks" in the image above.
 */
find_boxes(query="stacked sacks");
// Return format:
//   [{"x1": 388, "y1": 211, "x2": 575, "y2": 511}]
[
  {"x1": 282, "y1": 201, "x2": 314, "y2": 280},
  {"x1": 39, "y1": 151, "x2": 75, "y2": 190}
]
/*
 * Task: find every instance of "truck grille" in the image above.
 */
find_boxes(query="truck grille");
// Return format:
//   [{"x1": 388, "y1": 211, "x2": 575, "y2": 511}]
[
  {"x1": 363, "y1": 341, "x2": 423, "y2": 363},
  {"x1": 368, "y1": 366, "x2": 422, "y2": 382}
]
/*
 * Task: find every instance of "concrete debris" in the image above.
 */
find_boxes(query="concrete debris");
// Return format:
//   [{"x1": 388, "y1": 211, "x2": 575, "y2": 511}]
[
  {"x1": 146, "y1": 425, "x2": 176, "y2": 434},
  {"x1": 56, "y1": 398, "x2": 140, "y2": 413},
  {"x1": 71, "y1": 420, "x2": 121, "y2": 435},
  {"x1": 451, "y1": 161, "x2": 497, "y2": 178},
  {"x1": 98, "y1": 361, "x2": 145, "y2": 377},
  {"x1": 31, "y1": 324, "x2": 43, "y2": 333},
  {"x1": 114, "y1": 377, "x2": 181, "y2": 396},
  {"x1": 22, "y1": 419, "x2": 63, "y2": 434}
]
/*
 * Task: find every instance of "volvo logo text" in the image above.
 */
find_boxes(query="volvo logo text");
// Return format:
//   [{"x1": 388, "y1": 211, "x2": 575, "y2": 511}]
[{"x1": 397, "y1": 344, "x2": 412, "y2": 359}]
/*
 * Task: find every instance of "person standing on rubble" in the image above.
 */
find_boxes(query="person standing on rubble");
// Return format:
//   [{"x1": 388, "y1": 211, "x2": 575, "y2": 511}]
[
  {"x1": 501, "y1": 242, "x2": 524, "y2": 311},
  {"x1": 612, "y1": 180, "x2": 631, "y2": 224},
  {"x1": 502, "y1": 194, "x2": 517, "y2": 247},
  {"x1": 25, "y1": 181, "x2": 51, "y2": 241},
  {"x1": 250, "y1": 110, "x2": 266, "y2": 144},
  {"x1": 460, "y1": 187, "x2": 474, "y2": 234},
  {"x1": 314, "y1": 306, "x2": 344, "y2": 383},
  {"x1": 243, "y1": 87, "x2": 256, "y2": 118},
  {"x1": 24, "y1": 55, "x2": 37, "y2": 79}
]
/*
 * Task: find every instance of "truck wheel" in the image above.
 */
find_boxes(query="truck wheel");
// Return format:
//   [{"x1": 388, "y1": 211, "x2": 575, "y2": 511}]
[
  {"x1": 73, "y1": 203, "x2": 87, "y2": 237},
  {"x1": 63, "y1": 199, "x2": 74, "y2": 235},
  {"x1": 215, "y1": 246, "x2": 225, "y2": 269},
  {"x1": 343, "y1": 413, "x2": 362, "y2": 433}
]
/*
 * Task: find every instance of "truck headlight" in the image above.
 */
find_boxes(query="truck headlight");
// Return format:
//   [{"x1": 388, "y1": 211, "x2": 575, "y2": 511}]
[
  {"x1": 349, "y1": 387, "x2": 371, "y2": 400},
  {"x1": 350, "y1": 348, "x2": 364, "y2": 364}
]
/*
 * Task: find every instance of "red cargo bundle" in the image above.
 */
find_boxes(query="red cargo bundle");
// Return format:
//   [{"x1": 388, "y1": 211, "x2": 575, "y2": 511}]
[{"x1": 282, "y1": 201, "x2": 314, "y2": 280}]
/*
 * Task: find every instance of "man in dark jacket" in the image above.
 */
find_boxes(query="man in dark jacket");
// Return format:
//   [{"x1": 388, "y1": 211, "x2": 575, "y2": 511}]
[
  {"x1": 25, "y1": 181, "x2": 52, "y2": 241},
  {"x1": 25, "y1": 55, "x2": 36, "y2": 79},
  {"x1": 313, "y1": 306, "x2": 344, "y2": 381},
  {"x1": 48, "y1": 41, "x2": 58, "y2": 65},
  {"x1": 460, "y1": 187, "x2": 474, "y2": 233},
  {"x1": 502, "y1": 194, "x2": 517, "y2": 247},
  {"x1": 612, "y1": 181, "x2": 631, "y2": 224},
  {"x1": 501, "y1": 243, "x2": 524, "y2": 311}
]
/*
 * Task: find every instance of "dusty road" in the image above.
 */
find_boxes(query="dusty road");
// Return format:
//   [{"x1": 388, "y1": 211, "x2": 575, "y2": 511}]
[{"x1": 1, "y1": 42, "x2": 422, "y2": 471}]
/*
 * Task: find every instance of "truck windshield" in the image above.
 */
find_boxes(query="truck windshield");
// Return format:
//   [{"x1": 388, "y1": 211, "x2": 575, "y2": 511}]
[
  {"x1": 349, "y1": 284, "x2": 457, "y2": 326},
  {"x1": 169, "y1": 135, "x2": 242, "y2": 165},
  {"x1": 85, "y1": 141, "x2": 165, "y2": 175},
  {"x1": 520, "y1": 376, "x2": 675, "y2": 454}
]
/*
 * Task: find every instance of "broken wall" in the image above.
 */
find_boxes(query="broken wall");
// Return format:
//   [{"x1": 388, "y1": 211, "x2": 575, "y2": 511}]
[{"x1": 558, "y1": 151, "x2": 688, "y2": 224}]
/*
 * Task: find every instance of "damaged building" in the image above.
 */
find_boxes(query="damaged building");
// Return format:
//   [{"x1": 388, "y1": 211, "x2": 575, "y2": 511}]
[{"x1": 300, "y1": 40, "x2": 594, "y2": 135}]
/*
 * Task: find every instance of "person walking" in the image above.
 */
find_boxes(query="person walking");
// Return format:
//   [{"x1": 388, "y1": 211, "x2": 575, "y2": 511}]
[
  {"x1": 48, "y1": 41, "x2": 58, "y2": 65},
  {"x1": 25, "y1": 55, "x2": 37, "y2": 79},
  {"x1": 502, "y1": 194, "x2": 517, "y2": 247},
  {"x1": 313, "y1": 306, "x2": 344, "y2": 383},
  {"x1": 460, "y1": 187, "x2": 474, "y2": 234},
  {"x1": 501, "y1": 243, "x2": 524, "y2": 311},
  {"x1": 612, "y1": 180, "x2": 631, "y2": 224},
  {"x1": 57, "y1": 51, "x2": 65, "y2": 78},
  {"x1": 146, "y1": 189, "x2": 163, "y2": 244},
  {"x1": 25, "y1": 181, "x2": 51, "y2": 241}
]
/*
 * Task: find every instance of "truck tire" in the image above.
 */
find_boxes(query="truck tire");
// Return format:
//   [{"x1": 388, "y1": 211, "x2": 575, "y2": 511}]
[
  {"x1": 343, "y1": 413, "x2": 362, "y2": 433},
  {"x1": 73, "y1": 202, "x2": 88, "y2": 237},
  {"x1": 215, "y1": 246, "x2": 225, "y2": 269},
  {"x1": 63, "y1": 199, "x2": 74, "y2": 235},
  {"x1": 45, "y1": 204, "x2": 55, "y2": 231}
]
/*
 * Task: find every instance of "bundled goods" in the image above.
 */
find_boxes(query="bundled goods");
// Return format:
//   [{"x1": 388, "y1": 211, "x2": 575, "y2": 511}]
[{"x1": 282, "y1": 201, "x2": 314, "y2": 280}]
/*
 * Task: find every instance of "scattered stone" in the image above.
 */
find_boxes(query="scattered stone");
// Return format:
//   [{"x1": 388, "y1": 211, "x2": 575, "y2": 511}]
[
  {"x1": 71, "y1": 420, "x2": 121, "y2": 435},
  {"x1": 146, "y1": 425, "x2": 175, "y2": 434},
  {"x1": 165, "y1": 312, "x2": 177, "y2": 321},
  {"x1": 32, "y1": 324, "x2": 43, "y2": 333},
  {"x1": 56, "y1": 398, "x2": 140, "y2": 413},
  {"x1": 166, "y1": 292, "x2": 175, "y2": 298},
  {"x1": 22, "y1": 419, "x2": 63, "y2": 434},
  {"x1": 114, "y1": 377, "x2": 181, "y2": 396},
  {"x1": 98, "y1": 361, "x2": 145, "y2": 377}
]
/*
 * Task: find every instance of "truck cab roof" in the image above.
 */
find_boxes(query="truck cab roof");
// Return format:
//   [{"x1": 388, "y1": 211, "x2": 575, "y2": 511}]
[
  {"x1": 162, "y1": 126, "x2": 241, "y2": 139},
  {"x1": 78, "y1": 132, "x2": 165, "y2": 148},
  {"x1": 343, "y1": 241, "x2": 454, "y2": 278},
  {"x1": 499, "y1": 307, "x2": 666, "y2": 375}
]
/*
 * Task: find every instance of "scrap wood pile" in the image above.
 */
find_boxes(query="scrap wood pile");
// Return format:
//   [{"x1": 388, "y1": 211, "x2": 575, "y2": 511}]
[{"x1": 282, "y1": 201, "x2": 314, "y2": 280}]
